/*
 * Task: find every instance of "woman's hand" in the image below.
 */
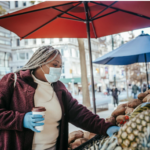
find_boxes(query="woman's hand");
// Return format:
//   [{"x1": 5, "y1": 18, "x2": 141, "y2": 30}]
[
  {"x1": 23, "y1": 112, "x2": 44, "y2": 132},
  {"x1": 106, "y1": 126, "x2": 120, "y2": 137}
]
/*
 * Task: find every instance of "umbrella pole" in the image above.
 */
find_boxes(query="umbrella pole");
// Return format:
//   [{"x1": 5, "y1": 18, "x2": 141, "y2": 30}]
[
  {"x1": 144, "y1": 54, "x2": 149, "y2": 89},
  {"x1": 84, "y1": 2, "x2": 96, "y2": 114}
]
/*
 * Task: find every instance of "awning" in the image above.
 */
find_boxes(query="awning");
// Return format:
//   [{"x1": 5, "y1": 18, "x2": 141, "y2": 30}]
[{"x1": 59, "y1": 78, "x2": 81, "y2": 84}]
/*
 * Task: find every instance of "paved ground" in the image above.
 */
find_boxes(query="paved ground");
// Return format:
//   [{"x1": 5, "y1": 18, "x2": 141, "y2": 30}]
[
  {"x1": 69, "y1": 90, "x2": 136, "y2": 133},
  {"x1": 73, "y1": 90, "x2": 133, "y2": 107}
]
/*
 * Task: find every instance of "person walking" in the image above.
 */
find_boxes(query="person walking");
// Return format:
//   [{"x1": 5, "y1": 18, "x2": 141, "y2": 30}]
[
  {"x1": 132, "y1": 83, "x2": 139, "y2": 99},
  {"x1": 107, "y1": 86, "x2": 110, "y2": 96},
  {"x1": 143, "y1": 84, "x2": 147, "y2": 93},
  {"x1": 0, "y1": 46, "x2": 120, "y2": 150},
  {"x1": 111, "y1": 85, "x2": 119, "y2": 107}
]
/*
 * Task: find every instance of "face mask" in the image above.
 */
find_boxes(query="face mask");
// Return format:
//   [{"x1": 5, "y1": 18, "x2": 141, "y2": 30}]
[{"x1": 41, "y1": 65, "x2": 62, "y2": 83}]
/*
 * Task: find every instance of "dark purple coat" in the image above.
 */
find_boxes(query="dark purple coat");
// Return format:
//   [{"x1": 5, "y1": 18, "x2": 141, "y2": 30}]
[{"x1": 0, "y1": 70, "x2": 113, "y2": 150}]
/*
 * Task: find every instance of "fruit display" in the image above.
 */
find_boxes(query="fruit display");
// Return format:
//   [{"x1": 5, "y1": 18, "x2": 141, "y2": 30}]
[
  {"x1": 118, "y1": 110, "x2": 150, "y2": 149},
  {"x1": 68, "y1": 90, "x2": 150, "y2": 150}
]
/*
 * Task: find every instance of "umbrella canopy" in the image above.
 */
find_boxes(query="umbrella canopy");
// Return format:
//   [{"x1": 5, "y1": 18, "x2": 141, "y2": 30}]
[
  {"x1": 93, "y1": 34, "x2": 150, "y2": 65},
  {"x1": 1, "y1": 1, "x2": 150, "y2": 113},
  {"x1": 93, "y1": 33, "x2": 150, "y2": 87},
  {"x1": 0, "y1": 1, "x2": 150, "y2": 39}
]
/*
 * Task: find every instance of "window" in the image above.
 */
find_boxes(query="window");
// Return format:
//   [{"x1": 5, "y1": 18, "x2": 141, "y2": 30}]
[
  {"x1": 33, "y1": 39, "x2": 36, "y2": 44},
  {"x1": 72, "y1": 48, "x2": 76, "y2": 58},
  {"x1": 64, "y1": 49, "x2": 70, "y2": 57},
  {"x1": 41, "y1": 39, "x2": 45, "y2": 44},
  {"x1": 0, "y1": 40, "x2": 10, "y2": 46},
  {"x1": 23, "y1": 1, "x2": 26, "y2": 6},
  {"x1": 0, "y1": 52, "x2": 4, "y2": 67},
  {"x1": 70, "y1": 49, "x2": 72, "y2": 57},
  {"x1": 15, "y1": 1, "x2": 18, "y2": 7},
  {"x1": 8, "y1": 1, "x2": 10, "y2": 8},
  {"x1": 6, "y1": 41, "x2": 11, "y2": 46},
  {"x1": 0, "y1": 32, "x2": 10, "y2": 37},
  {"x1": 76, "y1": 50, "x2": 79, "y2": 58},
  {"x1": 62, "y1": 62, "x2": 65, "y2": 73},
  {"x1": 0, "y1": 52, "x2": 11, "y2": 68},
  {"x1": 19, "y1": 53, "x2": 25, "y2": 60},
  {"x1": 26, "y1": 53, "x2": 29, "y2": 59},
  {"x1": 60, "y1": 49, "x2": 64, "y2": 56},
  {"x1": 59, "y1": 38, "x2": 62, "y2": 42},
  {"x1": 0, "y1": 40, "x2": 5, "y2": 45},
  {"x1": 24, "y1": 39, "x2": 28, "y2": 45},
  {"x1": 0, "y1": 32, "x2": 5, "y2": 37},
  {"x1": 16, "y1": 39, "x2": 20, "y2": 46}
]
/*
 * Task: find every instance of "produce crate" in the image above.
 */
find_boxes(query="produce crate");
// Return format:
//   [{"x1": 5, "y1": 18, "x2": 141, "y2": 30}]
[{"x1": 73, "y1": 134, "x2": 107, "y2": 150}]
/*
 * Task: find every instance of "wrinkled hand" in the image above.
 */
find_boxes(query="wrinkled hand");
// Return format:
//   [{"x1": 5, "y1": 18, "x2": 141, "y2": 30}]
[
  {"x1": 23, "y1": 112, "x2": 44, "y2": 132},
  {"x1": 106, "y1": 126, "x2": 120, "y2": 137}
]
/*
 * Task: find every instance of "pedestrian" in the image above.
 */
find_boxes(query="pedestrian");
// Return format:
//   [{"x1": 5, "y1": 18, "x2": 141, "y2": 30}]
[
  {"x1": 78, "y1": 89, "x2": 80, "y2": 95},
  {"x1": 143, "y1": 84, "x2": 147, "y2": 93},
  {"x1": 132, "y1": 83, "x2": 139, "y2": 99},
  {"x1": 0, "y1": 46, "x2": 119, "y2": 150},
  {"x1": 107, "y1": 86, "x2": 110, "y2": 96},
  {"x1": 138, "y1": 85, "x2": 141, "y2": 92},
  {"x1": 111, "y1": 85, "x2": 119, "y2": 107}
]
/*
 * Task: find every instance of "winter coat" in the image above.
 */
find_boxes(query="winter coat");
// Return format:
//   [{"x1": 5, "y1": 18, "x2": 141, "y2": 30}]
[
  {"x1": 0, "y1": 70, "x2": 113, "y2": 150},
  {"x1": 132, "y1": 85, "x2": 139, "y2": 94}
]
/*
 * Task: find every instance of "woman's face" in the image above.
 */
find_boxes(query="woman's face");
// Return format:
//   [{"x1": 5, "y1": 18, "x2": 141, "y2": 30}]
[
  {"x1": 34, "y1": 52, "x2": 62, "y2": 82},
  {"x1": 42, "y1": 53, "x2": 62, "y2": 74}
]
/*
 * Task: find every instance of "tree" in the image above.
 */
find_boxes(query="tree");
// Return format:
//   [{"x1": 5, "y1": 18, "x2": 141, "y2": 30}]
[
  {"x1": 0, "y1": 5, "x2": 6, "y2": 15},
  {"x1": 77, "y1": 38, "x2": 91, "y2": 108},
  {"x1": 30, "y1": 1, "x2": 42, "y2": 5}
]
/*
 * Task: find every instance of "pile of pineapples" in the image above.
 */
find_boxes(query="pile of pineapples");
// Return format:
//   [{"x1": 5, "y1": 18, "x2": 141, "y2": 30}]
[
  {"x1": 102, "y1": 90, "x2": 150, "y2": 150},
  {"x1": 69, "y1": 90, "x2": 150, "y2": 150}
]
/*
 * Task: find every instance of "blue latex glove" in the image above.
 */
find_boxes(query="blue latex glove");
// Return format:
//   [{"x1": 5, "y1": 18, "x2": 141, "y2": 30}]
[
  {"x1": 23, "y1": 112, "x2": 44, "y2": 132},
  {"x1": 106, "y1": 126, "x2": 120, "y2": 137}
]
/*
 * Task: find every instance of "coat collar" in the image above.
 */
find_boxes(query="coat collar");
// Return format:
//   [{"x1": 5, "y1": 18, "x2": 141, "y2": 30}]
[
  {"x1": 20, "y1": 70, "x2": 37, "y2": 88},
  {"x1": 20, "y1": 70, "x2": 33, "y2": 80},
  {"x1": 20, "y1": 70, "x2": 65, "y2": 92}
]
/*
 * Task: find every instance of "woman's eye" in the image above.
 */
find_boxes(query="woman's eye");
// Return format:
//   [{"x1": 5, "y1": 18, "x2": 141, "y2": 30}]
[{"x1": 53, "y1": 64, "x2": 58, "y2": 67}]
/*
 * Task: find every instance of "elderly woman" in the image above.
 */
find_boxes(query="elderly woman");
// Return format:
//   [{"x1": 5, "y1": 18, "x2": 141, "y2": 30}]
[{"x1": 0, "y1": 46, "x2": 119, "y2": 150}]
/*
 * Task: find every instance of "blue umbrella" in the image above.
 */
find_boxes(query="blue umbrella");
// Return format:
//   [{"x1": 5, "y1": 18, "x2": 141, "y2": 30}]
[{"x1": 93, "y1": 33, "x2": 150, "y2": 87}]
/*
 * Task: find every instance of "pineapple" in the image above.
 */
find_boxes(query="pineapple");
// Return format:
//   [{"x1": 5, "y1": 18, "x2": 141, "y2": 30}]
[
  {"x1": 138, "y1": 123, "x2": 150, "y2": 150},
  {"x1": 130, "y1": 102, "x2": 150, "y2": 120},
  {"x1": 117, "y1": 110, "x2": 150, "y2": 149}
]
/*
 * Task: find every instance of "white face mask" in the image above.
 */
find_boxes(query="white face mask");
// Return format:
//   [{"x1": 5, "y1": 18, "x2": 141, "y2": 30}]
[{"x1": 41, "y1": 65, "x2": 62, "y2": 83}]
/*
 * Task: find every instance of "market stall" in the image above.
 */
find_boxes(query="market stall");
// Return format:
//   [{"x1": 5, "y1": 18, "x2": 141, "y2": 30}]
[{"x1": 68, "y1": 90, "x2": 150, "y2": 150}]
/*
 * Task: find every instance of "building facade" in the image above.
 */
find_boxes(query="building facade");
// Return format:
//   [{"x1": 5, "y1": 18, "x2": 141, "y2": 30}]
[
  {"x1": 9, "y1": 1, "x2": 128, "y2": 94},
  {"x1": 0, "y1": 1, "x2": 12, "y2": 79}
]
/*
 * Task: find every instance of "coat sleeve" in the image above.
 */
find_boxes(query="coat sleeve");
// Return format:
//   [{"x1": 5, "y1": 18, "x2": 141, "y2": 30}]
[
  {"x1": 65, "y1": 90, "x2": 114, "y2": 136},
  {"x1": 0, "y1": 73, "x2": 25, "y2": 131}
]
